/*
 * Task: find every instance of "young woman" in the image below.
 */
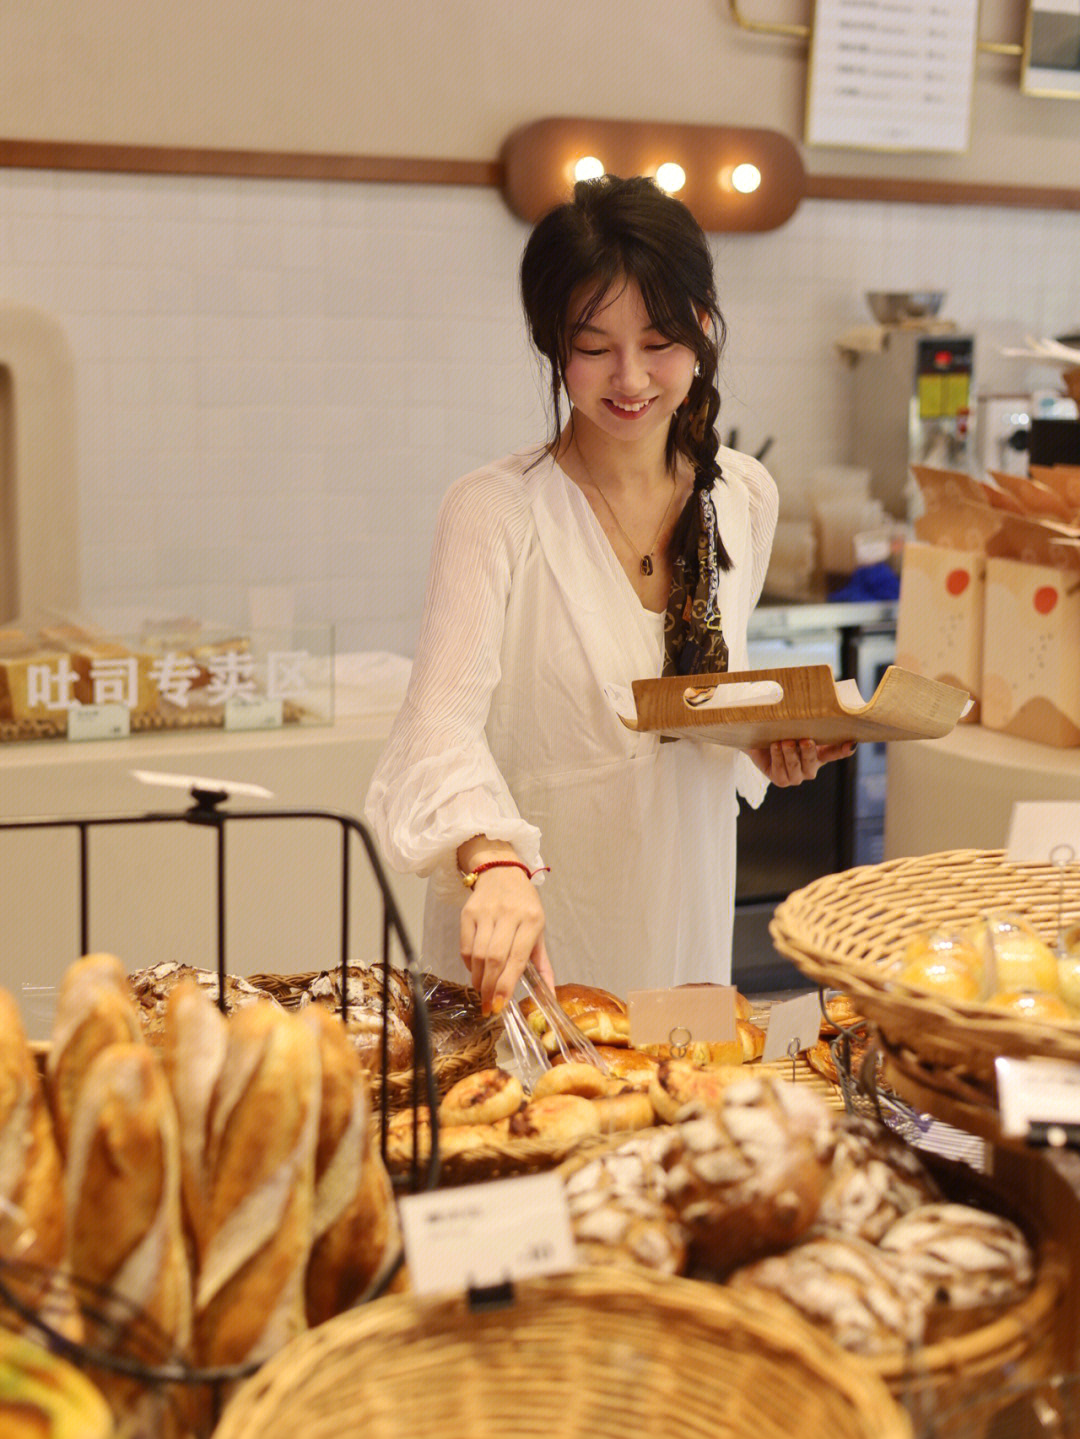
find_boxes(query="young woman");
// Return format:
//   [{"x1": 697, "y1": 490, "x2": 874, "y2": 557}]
[{"x1": 365, "y1": 175, "x2": 852, "y2": 1014}]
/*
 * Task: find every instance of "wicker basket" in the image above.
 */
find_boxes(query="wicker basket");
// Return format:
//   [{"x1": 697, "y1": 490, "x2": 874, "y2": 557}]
[
  {"x1": 770, "y1": 850, "x2": 1080, "y2": 1138},
  {"x1": 554, "y1": 1127, "x2": 1071, "y2": 1430},
  {"x1": 212, "y1": 1267, "x2": 912, "y2": 1439}
]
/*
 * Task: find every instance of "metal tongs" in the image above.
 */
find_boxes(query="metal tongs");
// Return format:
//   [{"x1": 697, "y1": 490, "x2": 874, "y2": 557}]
[{"x1": 500, "y1": 961, "x2": 610, "y2": 1093}]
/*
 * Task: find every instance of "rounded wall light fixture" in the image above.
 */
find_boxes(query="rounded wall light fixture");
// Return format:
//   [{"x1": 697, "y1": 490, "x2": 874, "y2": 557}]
[{"x1": 500, "y1": 117, "x2": 804, "y2": 232}]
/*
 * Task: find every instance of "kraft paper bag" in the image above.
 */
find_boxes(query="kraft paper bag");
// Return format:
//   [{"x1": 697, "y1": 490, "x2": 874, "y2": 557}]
[{"x1": 896, "y1": 541, "x2": 985, "y2": 723}]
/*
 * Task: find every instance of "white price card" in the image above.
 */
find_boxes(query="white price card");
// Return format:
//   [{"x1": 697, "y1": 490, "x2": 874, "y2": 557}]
[
  {"x1": 1006, "y1": 802, "x2": 1080, "y2": 866},
  {"x1": 224, "y1": 696, "x2": 284, "y2": 731},
  {"x1": 398, "y1": 1171, "x2": 576, "y2": 1298},
  {"x1": 996, "y1": 1056, "x2": 1080, "y2": 1142},
  {"x1": 627, "y1": 986, "x2": 736, "y2": 1048},
  {"x1": 762, "y1": 991, "x2": 824, "y2": 1064},
  {"x1": 67, "y1": 703, "x2": 130, "y2": 742}
]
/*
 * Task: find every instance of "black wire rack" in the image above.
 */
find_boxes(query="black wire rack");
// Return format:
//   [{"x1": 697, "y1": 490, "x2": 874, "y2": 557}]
[{"x1": 0, "y1": 786, "x2": 445, "y2": 1429}]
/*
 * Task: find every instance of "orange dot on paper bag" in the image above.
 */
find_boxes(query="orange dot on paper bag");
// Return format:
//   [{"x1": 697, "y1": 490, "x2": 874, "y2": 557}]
[
  {"x1": 945, "y1": 569, "x2": 969, "y2": 596},
  {"x1": 1033, "y1": 586, "x2": 1058, "y2": 615}
]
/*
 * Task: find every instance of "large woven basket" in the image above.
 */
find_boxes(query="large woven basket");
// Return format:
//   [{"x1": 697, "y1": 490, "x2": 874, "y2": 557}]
[
  {"x1": 553, "y1": 1130, "x2": 1072, "y2": 1437},
  {"x1": 212, "y1": 1267, "x2": 912, "y2": 1439},
  {"x1": 770, "y1": 850, "x2": 1080, "y2": 1139}
]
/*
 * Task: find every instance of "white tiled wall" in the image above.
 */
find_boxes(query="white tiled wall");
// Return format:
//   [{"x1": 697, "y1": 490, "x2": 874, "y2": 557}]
[{"x1": 2, "y1": 165, "x2": 1079, "y2": 655}]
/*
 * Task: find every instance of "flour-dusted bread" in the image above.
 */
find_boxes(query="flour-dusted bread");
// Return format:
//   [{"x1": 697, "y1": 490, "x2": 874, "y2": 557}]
[
  {"x1": 193, "y1": 1004, "x2": 320, "y2": 1368},
  {"x1": 660, "y1": 1074, "x2": 836, "y2": 1276},
  {"x1": 879, "y1": 1201, "x2": 1035, "y2": 1339},
  {"x1": 0, "y1": 988, "x2": 81, "y2": 1342},
  {"x1": 65, "y1": 1042, "x2": 191, "y2": 1432},
  {"x1": 129, "y1": 960, "x2": 280, "y2": 1038},
  {"x1": 728, "y1": 1231, "x2": 928, "y2": 1357},
  {"x1": 303, "y1": 1006, "x2": 397, "y2": 1328},
  {"x1": 812, "y1": 1115, "x2": 941, "y2": 1244},
  {"x1": 563, "y1": 1131, "x2": 688, "y2": 1277},
  {"x1": 46, "y1": 953, "x2": 145, "y2": 1156}
]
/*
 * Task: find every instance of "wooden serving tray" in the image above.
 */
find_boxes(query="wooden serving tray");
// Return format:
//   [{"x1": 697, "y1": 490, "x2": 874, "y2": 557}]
[{"x1": 619, "y1": 664, "x2": 969, "y2": 749}]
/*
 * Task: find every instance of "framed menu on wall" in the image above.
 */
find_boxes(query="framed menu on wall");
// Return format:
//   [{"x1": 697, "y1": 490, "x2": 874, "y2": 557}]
[
  {"x1": 1022, "y1": 0, "x2": 1080, "y2": 98},
  {"x1": 805, "y1": 0, "x2": 980, "y2": 152}
]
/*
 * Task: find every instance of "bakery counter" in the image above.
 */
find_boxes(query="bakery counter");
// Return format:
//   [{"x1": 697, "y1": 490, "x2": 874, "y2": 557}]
[
  {"x1": 885, "y1": 724, "x2": 1080, "y2": 859},
  {"x1": 0, "y1": 708, "x2": 426, "y2": 1037}
]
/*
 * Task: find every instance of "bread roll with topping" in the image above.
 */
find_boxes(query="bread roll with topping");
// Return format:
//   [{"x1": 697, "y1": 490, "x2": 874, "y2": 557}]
[
  {"x1": 0, "y1": 988, "x2": 81, "y2": 1342},
  {"x1": 193, "y1": 1005, "x2": 320, "y2": 1368}
]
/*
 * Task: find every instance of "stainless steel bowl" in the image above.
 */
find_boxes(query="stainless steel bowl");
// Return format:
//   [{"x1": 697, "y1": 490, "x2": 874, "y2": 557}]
[{"x1": 865, "y1": 291, "x2": 945, "y2": 324}]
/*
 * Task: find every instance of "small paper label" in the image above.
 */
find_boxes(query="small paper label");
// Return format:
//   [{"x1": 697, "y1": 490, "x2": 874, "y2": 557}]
[
  {"x1": 1006, "y1": 802, "x2": 1080, "y2": 866},
  {"x1": 66, "y1": 703, "x2": 130, "y2": 742},
  {"x1": 996, "y1": 1056, "x2": 1080, "y2": 1140},
  {"x1": 399, "y1": 1171, "x2": 575, "y2": 1297},
  {"x1": 762, "y1": 991, "x2": 823, "y2": 1064},
  {"x1": 627, "y1": 985, "x2": 736, "y2": 1049},
  {"x1": 224, "y1": 696, "x2": 284, "y2": 731}
]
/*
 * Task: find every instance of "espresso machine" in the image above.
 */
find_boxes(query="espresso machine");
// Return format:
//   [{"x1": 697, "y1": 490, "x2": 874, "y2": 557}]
[{"x1": 850, "y1": 328, "x2": 976, "y2": 519}]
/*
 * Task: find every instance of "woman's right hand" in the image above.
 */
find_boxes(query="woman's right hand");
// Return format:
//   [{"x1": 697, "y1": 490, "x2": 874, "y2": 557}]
[{"x1": 459, "y1": 859, "x2": 552, "y2": 1016}]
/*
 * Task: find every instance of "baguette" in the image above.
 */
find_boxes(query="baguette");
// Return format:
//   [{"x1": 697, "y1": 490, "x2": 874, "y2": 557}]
[
  {"x1": 65, "y1": 1042, "x2": 191, "y2": 1431},
  {"x1": 193, "y1": 1004, "x2": 320, "y2": 1368},
  {"x1": 159, "y1": 977, "x2": 230, "y2": 1257},
  {"x1": 302, "y1": 1006, "x2": 397, "y2": 1327},
  {"x1": 46, "y1": 952, "x2": 144, "y2": 1156},
  {"x1": 0, "y1": 988, "x2": 81, "y2": 1342}
]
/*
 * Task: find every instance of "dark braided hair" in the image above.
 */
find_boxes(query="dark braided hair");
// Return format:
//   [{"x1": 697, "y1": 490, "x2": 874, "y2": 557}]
[{"x1": 520, "y1": 173, "x2": 732, "y2": 572}]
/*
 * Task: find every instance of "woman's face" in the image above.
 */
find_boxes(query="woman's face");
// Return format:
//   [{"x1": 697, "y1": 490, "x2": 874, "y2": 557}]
[{"x1": 562, "y1": 276, "x2": 700, "y2": 450}]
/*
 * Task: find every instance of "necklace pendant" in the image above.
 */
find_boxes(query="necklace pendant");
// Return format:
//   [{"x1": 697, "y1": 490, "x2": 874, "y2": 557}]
[{"x1": 640, "y1": 555, "x2": 653, "y2": 577}]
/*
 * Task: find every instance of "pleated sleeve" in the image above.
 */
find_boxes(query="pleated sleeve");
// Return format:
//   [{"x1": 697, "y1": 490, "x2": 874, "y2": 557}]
[{"x1": 364, "y1": 460, "x2": 544, "y2": 901}]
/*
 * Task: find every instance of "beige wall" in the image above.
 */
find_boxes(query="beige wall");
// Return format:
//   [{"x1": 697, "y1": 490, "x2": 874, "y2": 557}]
[{"x1": 1, "y1": 1, "x2": 1077, "y2": 191}]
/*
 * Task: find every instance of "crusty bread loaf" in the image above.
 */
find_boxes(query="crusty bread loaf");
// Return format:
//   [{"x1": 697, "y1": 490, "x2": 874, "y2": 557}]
[
  {"x1": 812, "y1": 1115, "x2": 941, "y2": 1244},
  {"x1": 160, "y1": 977, "x2": 230, "y2": 1256},
  {"x1": 660, "y1": 1075, "x2": 836, "y2": 1277},
  {"x1": 65, "y1": 1042, "x2": 191, "y2": 1430},
  {"x1": 728, "y1": 1232, "x2": 928, "y2": 1356},
  {"x1": 129, "y1": 960, "x2": 280, "y2": 1039},
  {"x1": 193, "y1": 1004, "x2": 320, "y2": 1368},
  {"x1": 302, "y1": 1006, "x2": 397, "y2": 1328},
  {"x1": 46, "y1": 953, "x2": 145, "y2": 1156},
  {"x1": 0, "y1": 988, "x2": 81, "y2": 1342}
]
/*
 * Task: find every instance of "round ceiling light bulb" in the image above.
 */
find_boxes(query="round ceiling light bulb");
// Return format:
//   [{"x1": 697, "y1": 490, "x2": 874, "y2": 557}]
[
  {"x1": 573, "y1": 155, "x2": 605, "y2": 182},
  {"x1": 730, "y1": 163, "x2": 762, "y2": 194},
  {"x1": 654, "y1": 162, "x2": 686, "y2": 194}
]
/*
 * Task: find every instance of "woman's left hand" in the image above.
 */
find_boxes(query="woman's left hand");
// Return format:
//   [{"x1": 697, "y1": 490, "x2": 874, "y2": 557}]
[{"x1": 745, "y1": 737, "x2": 856, "y2": 787}]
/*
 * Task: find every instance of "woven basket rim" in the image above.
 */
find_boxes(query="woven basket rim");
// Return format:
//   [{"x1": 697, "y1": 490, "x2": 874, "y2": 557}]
[
  {"x1": 770, "y1": 849, "x2": 1080, "y2": 1068},
  {"x1": 213, "y1": 1268, "x2": 911, "y2": 1439}
]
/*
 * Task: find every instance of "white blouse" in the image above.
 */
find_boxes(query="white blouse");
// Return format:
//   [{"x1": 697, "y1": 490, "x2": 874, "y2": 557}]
[{"x1": 365, "y1": 446, "x2": 779, "y2": 991}]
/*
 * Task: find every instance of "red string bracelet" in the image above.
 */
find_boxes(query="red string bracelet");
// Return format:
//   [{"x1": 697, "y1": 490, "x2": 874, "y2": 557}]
[{"x1": 460, "y1": 859, "x2": 551, "y2": 889}]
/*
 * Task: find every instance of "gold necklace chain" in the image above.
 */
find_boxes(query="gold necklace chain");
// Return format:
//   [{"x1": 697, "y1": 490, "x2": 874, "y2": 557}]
[{"x1": 576, "y1": 445, "x2": 679, "y2": 577}]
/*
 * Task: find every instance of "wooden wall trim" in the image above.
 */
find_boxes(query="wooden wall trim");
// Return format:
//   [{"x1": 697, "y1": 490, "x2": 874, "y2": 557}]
[
  {"x1": 2, "y1": 136, "x2": 1079, "y2": 214},
  {"x1": 804, "y1": 172, "x2": 1080, "y2": 212},
  {"x1": 0, "y1": 138, "x2": 498, "y2": 187}
]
